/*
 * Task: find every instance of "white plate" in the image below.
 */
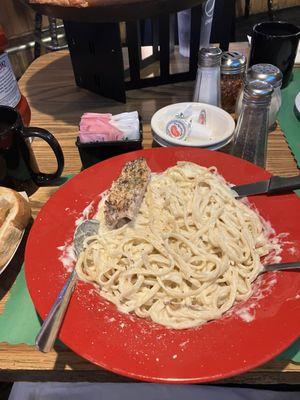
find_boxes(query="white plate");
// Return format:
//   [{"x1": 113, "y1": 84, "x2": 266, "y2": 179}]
[
  {"x1": 152, "y1": 130, "x2": 234, "y2": 150},
  {"x1": 295, "y1": 92, "x2": 300, "y2": 118},
  {"x1": 151, "y1": 102, "x2": 235, "y2": 147}
]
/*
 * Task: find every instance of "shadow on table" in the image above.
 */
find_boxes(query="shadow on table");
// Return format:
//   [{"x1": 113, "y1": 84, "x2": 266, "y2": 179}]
[
  {"x1": 0, "y1": 221, "x2": 33, "y2": 302},
  {"x1": 24, "y1": 53, "x2": 193, "y2": 127},
  {"x1": 25, "y1": 54, "x2": 131, "y2": 126},
  {"x1": 45, "y1": 176, "x2": 70, "y2": 187},
  {"x1": 49, "y1": 342, "x2": 134, "y2": 382}
]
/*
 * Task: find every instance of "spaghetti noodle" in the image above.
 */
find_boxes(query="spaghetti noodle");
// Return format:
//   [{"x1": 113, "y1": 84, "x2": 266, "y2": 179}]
[{"x1": 76, "y1": 162, "x2": 279, "y2": 329}]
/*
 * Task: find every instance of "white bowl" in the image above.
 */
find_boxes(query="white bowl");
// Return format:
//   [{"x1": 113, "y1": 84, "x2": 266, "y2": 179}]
[
  {"x1": 152, "y1": 130, "x2": 234, "y2": 150},
  {"x1": 151, "y1": 102, "x2": 235, "y2": 148}
]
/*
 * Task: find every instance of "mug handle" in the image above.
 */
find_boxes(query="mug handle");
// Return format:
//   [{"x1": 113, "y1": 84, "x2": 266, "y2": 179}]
[{"x1": 23, "y1": 127, "x2": 65, "y2": 186}]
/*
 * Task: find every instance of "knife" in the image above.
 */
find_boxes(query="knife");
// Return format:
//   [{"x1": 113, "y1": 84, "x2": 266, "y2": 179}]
[{"x1": 232, "y1": 175, "x2": 300, "y2": 197}]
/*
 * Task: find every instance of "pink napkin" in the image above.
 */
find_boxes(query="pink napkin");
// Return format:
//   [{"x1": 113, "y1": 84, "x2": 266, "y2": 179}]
[{"x1": 79, "y1": 113, "x2": 124, "y2": 143}]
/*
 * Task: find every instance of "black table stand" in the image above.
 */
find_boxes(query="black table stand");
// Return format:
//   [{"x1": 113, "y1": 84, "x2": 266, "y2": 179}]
[{"x1": 64, "y1": 5, "x2": 203, "y2": 102}]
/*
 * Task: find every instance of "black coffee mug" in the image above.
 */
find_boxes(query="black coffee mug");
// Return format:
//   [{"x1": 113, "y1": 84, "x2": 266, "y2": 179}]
[
  {"x1": 249, "y1": 21, "x2": 300, "y2": 87},
  {"x1": 0, "y1": 106, "x2": 64, "y2": 195}
]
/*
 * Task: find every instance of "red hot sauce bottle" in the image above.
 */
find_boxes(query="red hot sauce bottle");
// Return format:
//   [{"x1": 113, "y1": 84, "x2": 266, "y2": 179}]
[{"x1": 0, "y1": 25, "x2": 31, "y2": 126}]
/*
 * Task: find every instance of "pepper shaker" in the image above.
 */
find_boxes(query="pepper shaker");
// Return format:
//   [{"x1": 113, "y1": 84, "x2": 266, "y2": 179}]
[
  {"x1": 236, "y1": 64, "x2": 282, "y2": 129},
  {"x1": 193, "y1": 47, "x2": 222, "y2": 107},
  {"x1": 230, "y1": 80, "x2": 273, "y2": 167},
  {"x1": 220, "y1": 51, "x2": 246, "y2": 114}
]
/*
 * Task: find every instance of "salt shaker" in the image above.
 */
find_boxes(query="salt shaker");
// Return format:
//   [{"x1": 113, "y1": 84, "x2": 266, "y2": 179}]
[
  {"x1": 193, "y1": 47, "x2": 222, "y2": 106},
  {"x1": 220, "y1": 51, "x2": 246, "y2": 113},
  {"x1": 236, "y1": 64, "x2": 282, "y2": 128},
  {"x1": 230, "y1": 80, "x2": 273, "y2": 167}
]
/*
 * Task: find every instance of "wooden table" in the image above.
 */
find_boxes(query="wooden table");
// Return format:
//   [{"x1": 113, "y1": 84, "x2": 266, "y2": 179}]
[
  {"x1": 26, "y1": 0, "x2": 205, "y2": 22},
  {"x1": 25, "y1": 0, "x2": 207, "y2": 102},
  {"x1": 0, "y1": 42, "x2": 299, "y2": 384}
]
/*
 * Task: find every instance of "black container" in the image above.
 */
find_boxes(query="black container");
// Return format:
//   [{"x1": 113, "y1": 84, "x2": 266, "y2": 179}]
[
  {"x1": 249, "y1": 21, "x2": 300, "y2": 87},
  {"x1": 76, "y1": 120, "x2": 143, "y2": 169}
]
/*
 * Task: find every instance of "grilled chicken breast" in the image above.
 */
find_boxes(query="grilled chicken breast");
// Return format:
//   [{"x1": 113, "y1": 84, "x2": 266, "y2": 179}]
[{"x1": 104, "y1": 157, "x2": 151, "y2": 229}]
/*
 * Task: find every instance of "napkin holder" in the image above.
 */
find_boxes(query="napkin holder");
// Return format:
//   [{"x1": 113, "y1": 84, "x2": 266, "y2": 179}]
[{"x1": 76, "y1": 119, "x2": 143, "y2": 169}]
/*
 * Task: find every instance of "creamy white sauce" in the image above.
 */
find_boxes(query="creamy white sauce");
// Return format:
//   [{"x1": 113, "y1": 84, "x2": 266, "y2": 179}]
[{"x1": 57, "y1": 242, "x2": 76, "y2": 272}]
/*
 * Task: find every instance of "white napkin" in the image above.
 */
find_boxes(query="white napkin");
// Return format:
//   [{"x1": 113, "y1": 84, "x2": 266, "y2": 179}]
[{"x1": 111, "y1": 111, "x2": 140, "y2": 140}]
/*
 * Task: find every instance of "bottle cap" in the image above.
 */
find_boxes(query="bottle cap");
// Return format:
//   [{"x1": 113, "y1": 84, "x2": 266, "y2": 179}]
[
  {"x1": 221, "y1": 51, "x2": 246, "y2": 75},
  {"x1": 198, "y1": 47, "x2": 222, "y2": 67},
  {"x1": 243, "y1": 80, "x2": 273, "y2": 105},
  {"x1": 246, "y1": 64, "x2": 283, "y2": 88}
]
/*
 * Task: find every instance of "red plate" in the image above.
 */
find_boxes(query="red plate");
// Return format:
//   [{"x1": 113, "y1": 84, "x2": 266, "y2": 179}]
[{"x1": 25, "y1": 148, "x2": 300, "y2": 383}]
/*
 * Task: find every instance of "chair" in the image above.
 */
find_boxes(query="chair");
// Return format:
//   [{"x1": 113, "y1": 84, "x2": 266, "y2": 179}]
[
  {"x1": 244, "y1": 0, "x2": 274, "y2": 21},
  {"x1": 34, "y1": 14, "x2": 68, "y2": 59}
]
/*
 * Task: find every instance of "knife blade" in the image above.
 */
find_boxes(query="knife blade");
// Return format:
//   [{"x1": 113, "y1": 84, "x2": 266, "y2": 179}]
[{"x1": 232, "y1": 175, "x2": 300, "y2": 197}]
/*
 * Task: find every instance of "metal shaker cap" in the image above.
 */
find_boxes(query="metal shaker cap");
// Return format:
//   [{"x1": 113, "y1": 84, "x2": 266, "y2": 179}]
[
  {"x1": 246, "y1": 64, "x2": 283, "y2": 88},
  {"x1": 243, "y1": 80, "x2": 273, "y2": 104},
  {"x1": 198, "y1": 47, "x2": 222, "y2": 67},
  {"x1": 221, "y1": 51, "x2": 246, "y2": 74}
]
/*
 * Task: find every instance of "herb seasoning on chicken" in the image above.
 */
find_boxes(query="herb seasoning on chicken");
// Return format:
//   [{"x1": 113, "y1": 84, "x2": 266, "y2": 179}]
[{"x1": 104, "y1": 157, "x2": 151, "y2": 229}]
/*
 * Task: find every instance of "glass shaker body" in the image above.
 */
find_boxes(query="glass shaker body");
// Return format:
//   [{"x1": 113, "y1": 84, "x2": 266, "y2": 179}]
[
  {"x1": 231, "y1": 80, "x2": 273, "y2": 168},
  {"x1": 193, "y1": 47, "x2": 222, "y2": 107},
  {"x1": 220, "y1": 51, "x2": 246, "y2": 114},
  {"x1": 269, "y1": 86, "x2": 282, "y2": 129},
  {"x1": 221, "y1": 72, "x2": 244, "y2": 113},
  {"x1": 236, "y1": 85, "x2": 281, "y2": 129},
  {"x1": 193, "y1": 65, "x2": 221, "y2": 106},
  {"x1": 235, "y1": 63, "x2": 282, "y2": 129}
]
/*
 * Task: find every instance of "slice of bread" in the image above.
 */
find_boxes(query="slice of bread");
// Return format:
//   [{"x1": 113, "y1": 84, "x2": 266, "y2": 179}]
[{"x1": 0, "y1": 187, "x2": 31, "y2": 271}]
